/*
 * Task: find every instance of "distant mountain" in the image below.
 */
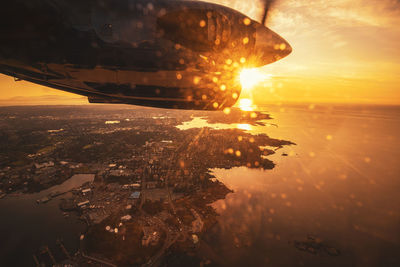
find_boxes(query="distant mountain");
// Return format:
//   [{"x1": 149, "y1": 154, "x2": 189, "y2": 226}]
[{"x1": 0, "y1": 95, "x2": 88, "y2": 106}]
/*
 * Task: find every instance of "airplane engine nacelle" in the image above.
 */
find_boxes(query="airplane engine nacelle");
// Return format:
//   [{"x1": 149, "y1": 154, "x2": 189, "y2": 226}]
[{"x1": 0, "y1": 0, "x2": 290, "y2": 110}]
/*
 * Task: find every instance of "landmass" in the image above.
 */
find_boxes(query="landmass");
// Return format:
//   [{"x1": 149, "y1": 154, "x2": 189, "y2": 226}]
[{"x1": 0, "y1": 105, "x2": 294, "y2": 266}]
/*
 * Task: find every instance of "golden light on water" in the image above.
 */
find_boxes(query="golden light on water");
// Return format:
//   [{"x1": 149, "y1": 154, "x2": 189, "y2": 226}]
[
  {"x1": 237, "y1": 124, "x2": 252, "y2": 131},
  {"x1": 238, "y1": 98, "x2": 255, "y2": 111},
  {"x1": 237, "y1": 68, "x2": 270, "y2": 111}
]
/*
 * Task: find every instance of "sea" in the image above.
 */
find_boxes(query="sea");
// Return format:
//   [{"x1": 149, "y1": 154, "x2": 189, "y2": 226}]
[
  {"x1": 0, "y1": 103, "x2": 399, "y2": 266},
  {"x1": 207, "y1": 104, "x2": 400, "y2": 267}
]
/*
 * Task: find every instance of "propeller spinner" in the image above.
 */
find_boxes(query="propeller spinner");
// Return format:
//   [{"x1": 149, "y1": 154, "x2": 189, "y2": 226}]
[{"x1": 251, "y1": 0, "x2": 292, "y2": 67}]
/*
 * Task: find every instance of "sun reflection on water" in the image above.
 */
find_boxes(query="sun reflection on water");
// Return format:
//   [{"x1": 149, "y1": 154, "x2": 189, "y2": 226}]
[
  {"x1": 238, "y1": 68, "x2": 271, "y2": 111},
  {"x1": 237, "y1": 123, "x2": 252, "y2": 131},
  {"x1": 238, "y1": 98, "x2": 255, "y2": 111},
  {"x1": 177, "y1": 117, "x2": 257, "y2": 132}
]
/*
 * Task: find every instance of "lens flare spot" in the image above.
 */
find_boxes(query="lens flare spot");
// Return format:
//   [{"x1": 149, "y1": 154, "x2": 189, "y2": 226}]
[
  {"x1": 179, "y1": 160, "x2": 185, "y2": 168},
  {"x1": 193, "y1": 76, "x2": 201, "y2": 85},
  {"x1": 243, "y1": 18, "x2": 251, "y2": 26},
  {"x1": 223, "y1": 107, "x2": 231, "y2": 114},
  {"x1": 199, "y1": 20, "x2": 206, "y2": 27}
]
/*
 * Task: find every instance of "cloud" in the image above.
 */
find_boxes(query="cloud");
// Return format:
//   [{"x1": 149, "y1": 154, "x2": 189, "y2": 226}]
[
  {"x1": 1, "y1": 0, "x2": 398, "y2": 105},
  {"x1": 270, "y1": 0, "x2": 400, "y2": 28},
  {"x1": 207, "y1": 0, "x2": 400, "y2": 104}
]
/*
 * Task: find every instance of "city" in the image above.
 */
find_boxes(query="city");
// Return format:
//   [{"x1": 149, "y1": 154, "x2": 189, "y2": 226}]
[{"x1": 0, "y1": 105, "x2": 293, "y2": 266}]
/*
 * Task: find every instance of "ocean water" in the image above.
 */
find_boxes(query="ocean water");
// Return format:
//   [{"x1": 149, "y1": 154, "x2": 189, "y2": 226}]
[
  {"x1": 0, "y1": 104, "x2": 399, "y2": 266},
  {"x1": 206, "y1": 104, "x2": 400, "y2": 266},
  {"x1": 0, "y1": 174, "x2": 93, "y2": 266}
]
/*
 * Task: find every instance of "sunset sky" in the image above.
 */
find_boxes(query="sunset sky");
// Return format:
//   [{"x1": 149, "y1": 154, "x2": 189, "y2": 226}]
[{"x1": 0, "y1": 0, "x2": 399, "y2": 105}]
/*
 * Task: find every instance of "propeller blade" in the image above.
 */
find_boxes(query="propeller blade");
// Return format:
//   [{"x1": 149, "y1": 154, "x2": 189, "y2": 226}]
[{"x1": 260, "y1": 0, "x2": 276, "y2": 26}]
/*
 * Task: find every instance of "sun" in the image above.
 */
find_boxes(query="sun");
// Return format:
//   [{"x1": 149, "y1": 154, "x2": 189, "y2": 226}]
[
  {"x1": 237, "y1": 68, "x2": 270, "y2": 111},
  {"x1": 239, "y1": 68, "x2": 267, "y2": 91}
]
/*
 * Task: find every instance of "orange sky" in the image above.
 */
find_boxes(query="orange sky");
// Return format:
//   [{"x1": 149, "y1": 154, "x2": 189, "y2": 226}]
[
  {"x1": 219, "y1": 0, "x2": 400, "y2": 105},
  {"x1": 0, "y1": 0, "x2": 399, "y2": 105}
]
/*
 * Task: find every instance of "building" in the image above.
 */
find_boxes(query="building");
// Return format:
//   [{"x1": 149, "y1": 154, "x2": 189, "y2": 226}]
[{"x1": 129, "y1": 191, "x2": 141, "y2": 199}]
